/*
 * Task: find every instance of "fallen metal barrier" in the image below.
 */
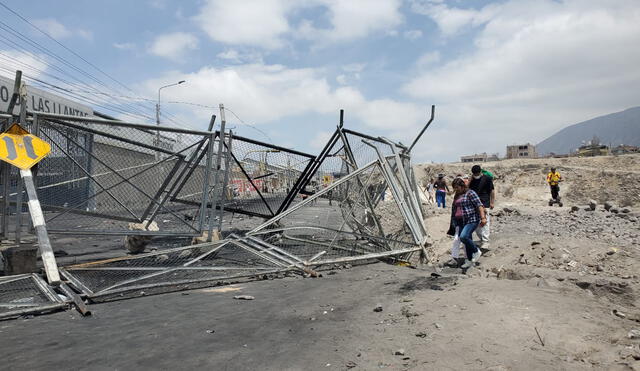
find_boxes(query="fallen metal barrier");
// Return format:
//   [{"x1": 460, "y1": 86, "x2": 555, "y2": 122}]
[
  {"x1": 1, "y1": 104, "x2": 435, "y2": 316},
  {"x1": 0, "y1": 273, "x2": 68, "y2": 320},
  {"x1": 60, "y1": 240, "x2": 296, "y2": 300}
]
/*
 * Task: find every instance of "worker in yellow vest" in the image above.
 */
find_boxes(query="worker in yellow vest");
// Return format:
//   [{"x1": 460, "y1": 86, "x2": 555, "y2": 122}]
[{"x1": 546, "y1": 167, "x2": 563, "y2": 206}]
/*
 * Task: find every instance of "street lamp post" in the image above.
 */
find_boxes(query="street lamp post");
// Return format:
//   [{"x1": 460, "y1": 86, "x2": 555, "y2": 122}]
[{"x1": 155, "y1": 80, "x2": 185, "y2": 160}]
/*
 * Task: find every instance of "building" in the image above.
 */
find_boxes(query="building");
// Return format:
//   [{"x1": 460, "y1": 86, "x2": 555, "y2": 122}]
[
  {"x1": 460, "y1": 152, "x2": 499, "y2": 163},
  {"x1": 506, "y1": 143, "x2": 537, "y2": 159},
  {"x1": 576, "y1": 136, "x2": 609, "y2": 157},
  {"x1": 610, "y1": 144, "x2": 639, "y2": 155}
]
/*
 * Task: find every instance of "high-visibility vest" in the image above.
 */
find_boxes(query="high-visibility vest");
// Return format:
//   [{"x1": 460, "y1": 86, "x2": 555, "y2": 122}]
[{"x1": 546, "y1": 171, "x2": 561, "y2": 186}]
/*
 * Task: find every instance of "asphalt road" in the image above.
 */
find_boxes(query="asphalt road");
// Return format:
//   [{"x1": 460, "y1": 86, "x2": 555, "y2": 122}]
[{"x1": 1, "y1": 262, "x2": 416, "y2": 371}]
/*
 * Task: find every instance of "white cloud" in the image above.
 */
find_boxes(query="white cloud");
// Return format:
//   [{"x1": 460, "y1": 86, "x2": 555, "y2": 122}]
[
  {"x1": 148, "y1": 0, "x2": 166, "y2": 9},
  {"x1": 149, "y1": 32, "x2": 199, "y2": 60},
  {"x1": 404, "y1": 0, "x2": 640, "y2": 161},
  {"x1": 335, "y1": 63, "x2": 366, "y2": 85},
  {"x1": 416, "y1": 51, "x2": 440, "y2": 68},
  {"x1": 76, "y1": 29, "x2": 93, "y2": 41},
  {"x1": 410, "y1": 0, "x2": 499, "y2": 36},
  {"x1": 216, "y1": 49, "x2": 263, "y2": 64},
  {"x1": 113, "y1": 42, "x2": 136, "y2": 50},
  {"x1": 310, "y1": 131, "x2": 333, "y2": 149},
  {"x1": 0, "y1": 50, "x2": 48, "y2": 79},
  {"x1": 32, "y1": 18, "x2": 71, "y2": 39},
  {"x1": 194, "y1": 0, "x2": 403, "y2": 49},
  {"x1": 31, "y1": 18, "x2": 93, "y2": 41},
  {"x1": 195, "y1": 0, "x2": 291, "y2": 49},
  {"x1": 296, "y1": 0, "x2": 403, "y2": 45},
  {"x1": 139, "y1": 63, "x2": 424, "y2": 134},
  {"x1": 403, "y1": 29, "x2": 423, "y2": 40},
  {"x1": 342, "y1": 63, "x2": 365, "y2": 73}
]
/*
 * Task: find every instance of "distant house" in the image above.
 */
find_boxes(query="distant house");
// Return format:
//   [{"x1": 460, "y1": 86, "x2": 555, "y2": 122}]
[
  {"x1": 506, "y1": 144, "x2": 537, "y2": 159},
  {"x1": 611, "y1": 144, "x2": 639, "y2": 155},
  {"x1": 460, "y1": 153, "x2": 499, "y2": 163},
  {"x1": 576, "y1": 136, "x2": 609, "y2": 157}
]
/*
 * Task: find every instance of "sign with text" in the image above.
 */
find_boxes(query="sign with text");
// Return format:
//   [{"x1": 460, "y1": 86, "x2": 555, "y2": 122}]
[
  {"x1": 0, "y1": 75, "x2": 92, "y2": 117},
  {"x1": 0, "y1": 123, "x2": 51, "y2": 169}
]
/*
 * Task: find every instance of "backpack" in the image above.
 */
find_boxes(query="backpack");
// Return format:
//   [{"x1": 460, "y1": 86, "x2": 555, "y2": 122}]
[{"x1": 481, "y1": 169, "x2": 494, "y2": 179}]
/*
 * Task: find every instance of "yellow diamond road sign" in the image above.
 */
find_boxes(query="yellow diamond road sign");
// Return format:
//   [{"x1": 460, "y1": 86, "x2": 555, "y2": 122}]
[{"x1": 0, "y1": 123, "x2": 51, "y2": 170}]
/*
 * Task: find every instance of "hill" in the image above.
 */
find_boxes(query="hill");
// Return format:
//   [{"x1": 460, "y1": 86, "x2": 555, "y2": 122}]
[{"x1": 537, "y1": 106, "x2": 640, "y2": 155}]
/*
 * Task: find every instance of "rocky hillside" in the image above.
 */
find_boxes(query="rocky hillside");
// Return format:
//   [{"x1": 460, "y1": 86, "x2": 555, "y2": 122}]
[
  {"x1": 414, "y1": 153, "x2": 640, "y2": 208},
  {"x1": 537, "y1": 106, "x2": 640, "y2": 155}
]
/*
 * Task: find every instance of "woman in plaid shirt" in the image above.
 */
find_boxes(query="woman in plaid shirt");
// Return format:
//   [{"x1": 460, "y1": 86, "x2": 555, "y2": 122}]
[{"x1": 451, "y1": 178, "x2": 487, "y2": 269}]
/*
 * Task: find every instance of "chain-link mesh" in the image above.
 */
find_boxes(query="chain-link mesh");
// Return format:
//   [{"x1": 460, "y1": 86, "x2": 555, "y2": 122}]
[
  {"x1": 0, "y1": 274, "x2": 65, "y2": 319},
  {"x1": 220, "y1": 135, "x2": 314, "y2": 218},
  {"x1": 30, "y1": 116, "x2": 214, "y2": 236},
  {"x1": 342, "y1": 130, "x2": 395, "y2": 170},
  {"x1": 248, "y1": 161, "x2": 420, "y2": 265},
  {"x1": 62, "y1": 240, "x2": 288, "y2": 298}
]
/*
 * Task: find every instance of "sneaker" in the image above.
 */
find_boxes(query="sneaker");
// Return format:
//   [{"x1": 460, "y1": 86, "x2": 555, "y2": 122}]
[
  {"x1": 472, "y1": 249, "x2": 482, "y2": 262},
  {"x1": 445, "y1": 258, "x2": 459, "y2": 268},
  {"x1": 481, "y1": 242, "x2": 490, "y2": 250},
  {"x1": 461, "y1": 260, "x2": 473, "y2": 269}
]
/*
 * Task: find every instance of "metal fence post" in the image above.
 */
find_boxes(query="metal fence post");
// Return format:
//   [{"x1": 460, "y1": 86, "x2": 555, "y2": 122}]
[
  {"x1": 207, "y1": 104, "x2": 226, "y2": 241},
  {"x1": 217, "y1": 131, "x2": 233, "y2": 232},
  {"x1": 198, "y1": 131, "x2": 216, "y2": 233}
]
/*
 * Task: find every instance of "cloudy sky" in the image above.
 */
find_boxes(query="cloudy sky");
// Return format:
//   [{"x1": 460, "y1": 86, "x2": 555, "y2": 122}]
[{"x1": 0, "y1": 0, "x2": 638, "y2": 162}]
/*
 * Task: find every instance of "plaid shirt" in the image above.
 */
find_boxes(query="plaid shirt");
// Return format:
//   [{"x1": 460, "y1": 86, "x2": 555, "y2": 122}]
[{"x1": 458, "y1": 189, "x2": 484, "y2": 224}]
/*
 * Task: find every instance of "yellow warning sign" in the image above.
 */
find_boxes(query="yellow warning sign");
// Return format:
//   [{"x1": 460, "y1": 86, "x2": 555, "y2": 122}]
[
  {"x1": 0, "y1": 123, "x2": 51, "y2": 170},
  {"x1": 322, "y1": 174, "x2": 333, "y2": 186}
]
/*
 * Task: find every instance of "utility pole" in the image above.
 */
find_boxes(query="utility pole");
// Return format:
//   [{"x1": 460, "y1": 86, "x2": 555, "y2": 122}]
[{"x1": 155, "y1": 80, "x2": 185, "y2": 160}]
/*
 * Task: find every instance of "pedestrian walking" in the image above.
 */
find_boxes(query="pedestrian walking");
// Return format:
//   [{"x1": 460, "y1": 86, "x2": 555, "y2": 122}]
[
  {"x1": 445, "y1": 176, "x2": 465, "y2": 267},
  {"x1": 450, "y1": 177, "x2": 486, "y2": 269},
  {"x1": 469, "y1": 165, "x2": 494, "y2": 247},
  {"x1": 433, "y1": 174, "x2": 449, "y2": 208},
  {"x1": 546, "y1": 167, "x2": 563, "y2": 206}
]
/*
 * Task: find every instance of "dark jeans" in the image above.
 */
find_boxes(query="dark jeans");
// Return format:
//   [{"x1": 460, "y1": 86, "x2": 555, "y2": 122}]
[
  {"x1": 459, "y1": 222, "x2": 479, "y2": 259},
  {"x1": 436, "y1": 190, "x2": 446, "y2": 208},
  {"x1": 550, "y1": 185, "x2": 560, "y2": 200}
]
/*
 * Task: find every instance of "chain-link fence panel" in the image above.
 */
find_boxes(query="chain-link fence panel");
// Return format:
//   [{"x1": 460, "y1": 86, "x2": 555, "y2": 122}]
[
  {"x1": 0, "y1": 273, "x2": 67, "y2": 320},
  {"x1": 61, "y1": 239, "x2": 291, "y2": 300},
  {"x1": 342, "y1": 129, "x2": 396, "y2": 170},
  {"x1": 219, "y1": 134, "x2": 314, "y2": 218},
  {"x1": 248, "y1": 161, "x2": 421, "y2": 267},
  {"x1": 29, "y1": 114, "x2": 215, "y2": 236}
]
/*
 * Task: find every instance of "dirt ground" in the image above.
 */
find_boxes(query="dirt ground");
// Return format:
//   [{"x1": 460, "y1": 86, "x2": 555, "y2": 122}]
[{"x1": 2, "y1": 154, "x2": 640, "y2": 370}]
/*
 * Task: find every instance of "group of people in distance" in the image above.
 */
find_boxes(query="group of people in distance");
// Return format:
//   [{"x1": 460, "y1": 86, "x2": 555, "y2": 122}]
[{"x1": 426, "y1": 165, "x2": 495, "y2": 269}]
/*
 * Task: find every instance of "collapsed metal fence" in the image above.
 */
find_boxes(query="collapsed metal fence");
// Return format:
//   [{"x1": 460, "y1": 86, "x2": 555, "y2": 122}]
[
  {"x1": 0, "y1": 273, "x2": 67, "y2": 320},
  {"x1": 1, "y1": 113, "x2": 317, "y2": 239},
  {"x1": 1, "y1": 105, "x2": 434, "y2": 317}
]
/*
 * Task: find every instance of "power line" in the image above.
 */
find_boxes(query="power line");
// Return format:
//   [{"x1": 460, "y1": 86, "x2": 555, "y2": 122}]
[
  {"x1": 0, "y1": 3, "x2": 210, "y2": 131},
  {"x1": 0, "y1": 1, "x2": 151, "y2": 101},
  {"x1": 0, "y1": 9, "x2": 158, "y2": 120},
  {"x1": 224, "y1": 107, "x2": 274, "y2": 143}
]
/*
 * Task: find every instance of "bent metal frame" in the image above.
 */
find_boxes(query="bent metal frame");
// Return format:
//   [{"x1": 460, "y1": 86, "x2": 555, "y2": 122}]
[{"x1": 0, "y1": 106, "x2": 435, "y2": 316}]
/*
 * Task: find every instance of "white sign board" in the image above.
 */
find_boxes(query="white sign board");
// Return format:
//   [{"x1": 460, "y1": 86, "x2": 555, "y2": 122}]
[
  {"x1": 0, "y1": 75, "x2": 93, "y2": 117},
  {"x1": 0, "y1": 75, "x2": 178, "y2": 156}
]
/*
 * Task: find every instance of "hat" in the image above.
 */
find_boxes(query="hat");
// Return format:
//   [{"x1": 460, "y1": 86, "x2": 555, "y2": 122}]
[
  {"x1": 471, "y1": 165, "x2": 482, "y2": 174},
  {"x1": 437, "y1": 173, "x2": 444, "y2": 178}
]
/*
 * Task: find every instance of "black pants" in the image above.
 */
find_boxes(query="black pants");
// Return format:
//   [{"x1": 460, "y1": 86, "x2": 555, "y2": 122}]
[{"x1": 550, "y1": 184, "x2": 560, "y2": 200}]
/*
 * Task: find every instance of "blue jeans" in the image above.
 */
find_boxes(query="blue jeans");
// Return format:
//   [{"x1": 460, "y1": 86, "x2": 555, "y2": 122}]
[
  {"x1": 459, "y1": 222, "x2": 479, "y2": 259},
  {"x1": 436, "y1": 190, "x2": 446, "y2": 208}
]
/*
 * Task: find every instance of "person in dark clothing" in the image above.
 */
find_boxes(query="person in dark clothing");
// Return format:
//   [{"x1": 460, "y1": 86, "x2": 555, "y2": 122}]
[
  {"x1": 433, "y1": 174, "x2": 449, "y2": 208},
  {"x1": 469, "y1": 165, "x2": 495, "y2": 246}
]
